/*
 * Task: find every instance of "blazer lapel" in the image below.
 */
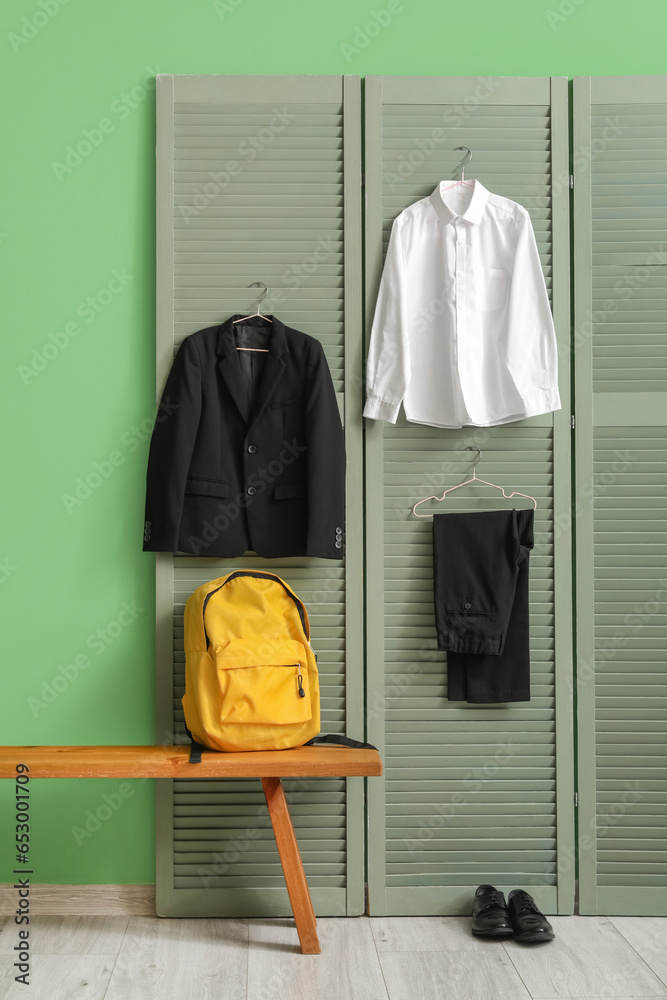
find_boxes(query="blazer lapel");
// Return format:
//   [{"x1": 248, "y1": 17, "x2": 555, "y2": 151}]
[
  {"x1": 216, "y1": 318, "x2": 251, "y2": 423},
  {"x1": 248, "y1": 317, "x2": 288, "y2": 429}
]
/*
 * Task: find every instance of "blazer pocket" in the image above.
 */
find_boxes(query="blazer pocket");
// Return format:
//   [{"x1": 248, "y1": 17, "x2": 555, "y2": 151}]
[
  {"x1": 268, "y1": 396, "x2": 299, "y2": 409},
  {"x1": 274, "y1": 482, "x2": 307, "y2": 500},
  {"x1": 479, "y1": 267, "x2": 509, "y2": 312},
  {"x1": 185, "y1": 477, "x2": 229, "y2": 498}
]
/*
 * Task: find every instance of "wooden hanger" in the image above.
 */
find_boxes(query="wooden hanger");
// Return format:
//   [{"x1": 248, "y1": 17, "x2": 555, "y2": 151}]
[{"x1": 412, "y1": 446, "x2": 538, "y2": 518}]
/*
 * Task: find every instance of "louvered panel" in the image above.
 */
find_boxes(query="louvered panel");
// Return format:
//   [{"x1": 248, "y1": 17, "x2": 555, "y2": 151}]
[
  {"x1": 365, "y1": 76, "x2": 573, "y2": 917},
  {"x1": 380, "y1": 425, "x2": 558, "y2": 895},
  {"x1": 172, "y1": 97, "x2": 346, "y2": 388},
  {"x1": 171, "y1": 770, "x2": 348, "y2": 890},
  {"x1": 155, "y1": 74, "x2": 362, "y2": 919},
  {"x1": 592, "y1": 428, "x2": 667, "y2": 895},
  {"x1": 575, "y1": 75, "x2": 667, "y2": 916},
  {"x1": 588, "y1": 94, "x2": 667, "y2": 392}
]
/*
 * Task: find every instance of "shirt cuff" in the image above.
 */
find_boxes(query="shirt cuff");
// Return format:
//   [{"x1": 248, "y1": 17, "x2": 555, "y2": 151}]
[
  {"x1": 363, "y1": 394, "x2": 400, "y2": 423},
  {"x1": 521, "y1": 387, "x2": 562, "y2": 418}
]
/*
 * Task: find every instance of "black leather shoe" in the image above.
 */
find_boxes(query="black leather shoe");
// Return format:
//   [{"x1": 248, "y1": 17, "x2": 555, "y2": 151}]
[
  {"x1": 507, "y1": 889, "x2": 555, "y2": 942},
  {"x1": 471, "y1": 884, "x2": 513, "y2": 937}
]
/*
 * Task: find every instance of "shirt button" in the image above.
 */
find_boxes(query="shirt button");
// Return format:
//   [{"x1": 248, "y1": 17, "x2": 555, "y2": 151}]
[
  {"x1": 247, "y1": 444, "x2": 257, "y2": 454},
  {"x1": 458, "y1": 271, "x2": 463, "y2": 277},
  {"x1": 457, "y1": 240, "x2": 464, "y2": 246},
  {"x1": 247, "y1": 486, "x2": 257, "y2": 496},
  {"x1": 457, "y1": 303, "x2": 463, "y2": 310}
]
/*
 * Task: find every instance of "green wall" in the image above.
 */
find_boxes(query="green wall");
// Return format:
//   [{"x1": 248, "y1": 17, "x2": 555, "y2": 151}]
[{"x1": 1, "y1": 0, "x2": 664, "y2": 885}]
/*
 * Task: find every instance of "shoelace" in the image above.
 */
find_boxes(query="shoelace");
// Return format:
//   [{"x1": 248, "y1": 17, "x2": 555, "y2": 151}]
[
  {"x1": 479, "y1": 890, "x2": 505, "y2": 912},
  {"x1": 514, "y1": 895, "x2": 539, "y2": 914}
]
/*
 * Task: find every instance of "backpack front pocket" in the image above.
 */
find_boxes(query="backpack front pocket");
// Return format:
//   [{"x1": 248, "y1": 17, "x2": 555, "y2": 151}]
[{"x1": 213, "y1": 638, "x2": 312, "y2": 725}]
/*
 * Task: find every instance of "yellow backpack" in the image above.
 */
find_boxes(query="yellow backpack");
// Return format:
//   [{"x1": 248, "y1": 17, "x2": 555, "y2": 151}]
[{"x1": 182, "y1": 570, "x2": 320, "y2": 754}]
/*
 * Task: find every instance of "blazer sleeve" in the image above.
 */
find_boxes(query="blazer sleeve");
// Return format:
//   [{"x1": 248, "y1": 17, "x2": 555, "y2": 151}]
[
  {"x1": 304, "y1": 339, "x2": 346, "y2": 559},
  {"x1": 143, "y1": 335, "x2": 202, "y2": 552}
]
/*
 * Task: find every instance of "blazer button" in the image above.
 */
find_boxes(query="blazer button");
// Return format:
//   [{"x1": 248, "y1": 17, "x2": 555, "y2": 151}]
[
  {"x1": 247, "y1": 486, "x2": 257, "y2": 496},
  {"x1": 335, "y1": 540, "x2": 343, "y2": 549},
  {"x1": 464, "y1": 602, "x2": 472, "y2": 610},
  {"x1": 247, "y1": 445, "x2": 257, "y2": 454}
]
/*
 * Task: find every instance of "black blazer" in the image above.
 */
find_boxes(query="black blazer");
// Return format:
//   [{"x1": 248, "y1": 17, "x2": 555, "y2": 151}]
[{"x1": 143, "y1": 315, "x2": 345, "y2": 559}]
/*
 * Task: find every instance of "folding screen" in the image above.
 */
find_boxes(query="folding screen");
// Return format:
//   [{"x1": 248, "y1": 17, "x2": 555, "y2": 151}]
[
  {"x1": 574, "y1": 74, "x2": 667, "y2": 916},
  {"x1": 364, "y1": 75, "x2": 575, "y2": 915},
  {"x1": 154, "y1": 74, "x2": 363, "y2": 916}
]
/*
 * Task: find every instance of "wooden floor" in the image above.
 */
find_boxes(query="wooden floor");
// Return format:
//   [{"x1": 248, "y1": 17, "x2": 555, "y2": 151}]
[{"x1": 1, "y1": 914, "x2": 666, "y2": 999}]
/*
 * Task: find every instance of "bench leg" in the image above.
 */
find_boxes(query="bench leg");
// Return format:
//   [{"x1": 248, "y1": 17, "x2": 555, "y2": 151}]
[{"x1": 261, "y1": 776, "x2": 320, "y2": 955}]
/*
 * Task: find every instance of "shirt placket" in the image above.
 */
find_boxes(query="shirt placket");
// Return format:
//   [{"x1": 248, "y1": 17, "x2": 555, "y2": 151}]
[{"x1": 454, "y1": 220, "x2": 469, "y2": 421}]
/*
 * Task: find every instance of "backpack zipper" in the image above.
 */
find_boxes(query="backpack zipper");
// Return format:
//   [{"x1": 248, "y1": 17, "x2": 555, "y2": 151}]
[{"x1": 211, "y1": 655, "x2": 307, "y2": 699}]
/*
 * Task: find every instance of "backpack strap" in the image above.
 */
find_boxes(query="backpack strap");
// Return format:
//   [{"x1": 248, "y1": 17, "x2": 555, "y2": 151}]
[
  {"x1": 183, "y1": 722, "x2": 208, "y2": 764},
  {"x1": 303, "y1": 734, "x2": 377, "y2": 751},
  {"x1": 188, "y1": 740, "x2": 208, "y2": 764},
  {"x1": 184, "y1": 727, "x2": 377, "y2": 763}
]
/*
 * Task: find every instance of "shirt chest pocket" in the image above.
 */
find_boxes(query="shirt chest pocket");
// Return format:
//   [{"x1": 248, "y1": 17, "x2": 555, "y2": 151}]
[{"x1": 478, "y1": 267, "x2": 509, "y2": 313}]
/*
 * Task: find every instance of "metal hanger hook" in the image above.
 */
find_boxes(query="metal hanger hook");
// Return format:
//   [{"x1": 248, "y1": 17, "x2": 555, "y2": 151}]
[
  {"x1": 248, "y1": 281, "x2": 268, "y2": 305},
  {"x1": 464, "y1": 445, "x2": 482, "y2": 467},
  {"x1": 453, "y1": 146, "x2": 472, "y2": 181}
]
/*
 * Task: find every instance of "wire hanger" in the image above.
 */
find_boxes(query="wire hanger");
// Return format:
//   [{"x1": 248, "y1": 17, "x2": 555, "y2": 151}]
[
  {"x1": 233, "y1": 281, "x2": 273, "y2": 352},
  {"x1": 412, "y1": 446, "x2": 538, "y2": 518},
  {"x1": 441, "y1": 146, "x2": 474, "y2": 191}
]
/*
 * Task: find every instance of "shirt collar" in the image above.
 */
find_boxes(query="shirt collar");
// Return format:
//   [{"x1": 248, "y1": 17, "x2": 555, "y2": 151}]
[{"x1": 429, "y1": 178, "x2": 489, "y2": 226}]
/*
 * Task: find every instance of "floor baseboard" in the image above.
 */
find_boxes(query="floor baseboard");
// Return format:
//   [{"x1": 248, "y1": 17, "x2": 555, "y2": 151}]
[{"x1": 0, "y1": 883, "x2": 155, "y2": 915}]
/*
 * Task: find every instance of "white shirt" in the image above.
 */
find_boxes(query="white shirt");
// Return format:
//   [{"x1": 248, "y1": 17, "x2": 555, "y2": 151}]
[{"x1": 363, "y1": 179, "x2": 561, "y2": 428}]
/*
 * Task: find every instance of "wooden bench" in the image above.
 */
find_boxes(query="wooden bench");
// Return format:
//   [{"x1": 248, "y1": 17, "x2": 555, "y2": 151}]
[{"x1": 0, "y1": 745, "x2": 382, "y2": 955}]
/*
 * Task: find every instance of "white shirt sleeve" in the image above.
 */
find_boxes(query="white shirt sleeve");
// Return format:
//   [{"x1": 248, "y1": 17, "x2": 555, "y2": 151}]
[
  {"x1": 363, "y1": 218, "x2": 410, "y2": 423},
  {"x1": 505, "y1": 211, "x2": 562, "y2": 418}
]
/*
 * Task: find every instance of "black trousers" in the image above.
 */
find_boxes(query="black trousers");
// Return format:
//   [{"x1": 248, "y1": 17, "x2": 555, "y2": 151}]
[{"x1": 432, "y1": 509, "x2": 534, "y2": 703}]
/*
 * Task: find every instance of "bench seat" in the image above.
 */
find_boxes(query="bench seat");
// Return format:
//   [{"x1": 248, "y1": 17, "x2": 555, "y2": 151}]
[{"x1": 0, "y1": 744, "x2": 383, "y2": 954}]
